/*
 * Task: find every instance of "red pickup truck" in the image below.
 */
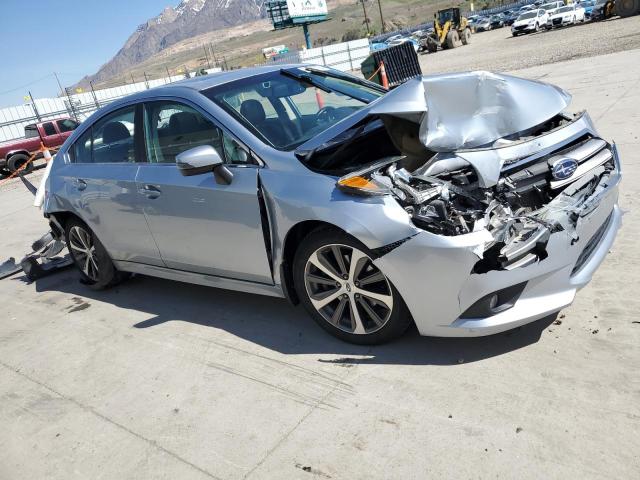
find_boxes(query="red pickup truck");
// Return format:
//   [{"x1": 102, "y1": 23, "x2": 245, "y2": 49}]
[{"x1": 0, "y1": 117, "x2": 79, "y2": 175}]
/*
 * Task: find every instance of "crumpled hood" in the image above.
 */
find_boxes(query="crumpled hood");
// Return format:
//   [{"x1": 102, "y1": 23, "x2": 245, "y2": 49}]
[{"x1": 369, "y1": 71, "x2": 572, "y2": 152}]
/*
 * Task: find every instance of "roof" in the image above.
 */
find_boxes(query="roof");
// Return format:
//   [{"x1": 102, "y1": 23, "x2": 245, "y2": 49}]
[{"x1": 171, "y1": 64, "x2": 306, "y2": 91}]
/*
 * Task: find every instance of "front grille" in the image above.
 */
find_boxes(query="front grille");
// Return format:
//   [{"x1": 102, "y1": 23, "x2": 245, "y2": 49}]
[
  {"x1": 571, "y1": 212, "x2": 612, "y2": 275},
  {"x1": 553, "y1": 18, "x2": 562, "y2": 24},
  {"x1": 502, "y1": 136, "x2": 614, "y2": 195},
  {"x1": 514, "y1": 25, "x2": 527, "y2": 30}
]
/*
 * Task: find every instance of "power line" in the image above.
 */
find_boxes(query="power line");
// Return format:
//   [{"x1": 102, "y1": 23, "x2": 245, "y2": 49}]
[{"x1": 0, "y1": 73, "x2": 55, "y2": 95}]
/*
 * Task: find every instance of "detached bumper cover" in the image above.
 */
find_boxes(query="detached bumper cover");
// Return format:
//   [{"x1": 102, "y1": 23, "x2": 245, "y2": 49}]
[{"x1": 374, "y1": 151, "x2": 622, "y2": 337}]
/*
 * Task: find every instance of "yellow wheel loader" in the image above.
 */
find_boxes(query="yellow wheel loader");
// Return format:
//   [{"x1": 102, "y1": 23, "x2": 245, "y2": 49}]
[{"x1": 421, "y1": 7, "x2": 472, "y2": 53}]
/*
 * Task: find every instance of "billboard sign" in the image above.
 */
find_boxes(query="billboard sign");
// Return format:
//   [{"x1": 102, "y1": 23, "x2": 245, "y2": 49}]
[
  {"x1": 287, "y1": 0, "x2": 328, "y2": 23},
  {"x1": 266, "y1": 0, "x2": 328, "y2": 30}
]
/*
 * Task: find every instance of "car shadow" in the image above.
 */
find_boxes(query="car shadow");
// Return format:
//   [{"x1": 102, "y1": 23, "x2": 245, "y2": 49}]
[{"x1": 22, "y1": 269, "x2": 557, "y2": 366}]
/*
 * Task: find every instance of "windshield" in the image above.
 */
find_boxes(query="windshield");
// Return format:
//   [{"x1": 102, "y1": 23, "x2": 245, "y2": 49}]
[
  {"x1": 557, "y1": 6, "x2": 573, "y2": 12},
  {"x1": 542, "y1": 3, "x2": 559, "y2": 10},
  {"x1": 202, "y1": 69, "x2": 384, "y2": 151},
  {"x1": 518, "y1": 12, "x2": 537, "y2": 19}
]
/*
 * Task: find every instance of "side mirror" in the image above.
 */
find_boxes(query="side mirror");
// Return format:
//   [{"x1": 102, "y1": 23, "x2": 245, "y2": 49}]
[{"x1": 176, "y1": 145, "x2": 233, "y2": 185}]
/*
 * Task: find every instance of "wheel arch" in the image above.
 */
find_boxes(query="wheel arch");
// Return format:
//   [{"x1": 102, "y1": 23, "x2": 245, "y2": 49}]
[
  {"x1": 279, "y1": 220, "x2": 349, "y2": 305},
  {"x1": 5, "y1": 149, "x2": 31, "y2": 161}
]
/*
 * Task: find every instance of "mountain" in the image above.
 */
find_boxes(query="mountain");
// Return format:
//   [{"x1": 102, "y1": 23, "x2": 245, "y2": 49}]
[{"x1": 76, "y1": 0, "x2": 266, "y2": 87}]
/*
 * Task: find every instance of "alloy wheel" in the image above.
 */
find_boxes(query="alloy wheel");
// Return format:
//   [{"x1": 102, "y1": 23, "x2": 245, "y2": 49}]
[
  {"x1": 304, "y1": 244, "x2": 394, "y2": 335},
  {"x1": 68, "y1": 225, "x2": 99, "y2": 281}
]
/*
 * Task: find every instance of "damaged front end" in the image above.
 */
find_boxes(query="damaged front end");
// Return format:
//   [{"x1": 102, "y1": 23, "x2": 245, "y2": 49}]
[{"x1": 334, "y1": 71, "x2": 621, "y2": 274}]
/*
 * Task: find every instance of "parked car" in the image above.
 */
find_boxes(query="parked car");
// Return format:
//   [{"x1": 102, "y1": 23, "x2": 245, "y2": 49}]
[
  {"x1": 547, "y1": 3, "x2": 586, "y2": 27},
  {"x1": 580, "y1": 0, "x2": 596, "y2": 18},
  {"x1": 475, "y1": 16, "x2": 493, "y2": 31},
  {"x1": 511, "y1": 9, "x2": 549, "y2": 35},
  {"x1": 43, "y1": 66, "x2": 621, "y2": 344},
  {"x1": 541, "y1": 1, "x2": 565, "y2": 15},
  {"x1": 504, "y1": 10, "x2": 521, "y2": 25},
  {"x1": 0, "y1": 117, "x2": 79, "y2": 174},
  {"x1": 591, "y1": 0, "x2": 613, "y2": 20},
  {"x1": 384, "y1": 34, "x2": 404, "y2": 44},
  {"x1": 387, "y1": 36, "x2": 420, "y2": 52},
  {"x1": 490, "y1": 14, "x2": 505, "y2": 28}
]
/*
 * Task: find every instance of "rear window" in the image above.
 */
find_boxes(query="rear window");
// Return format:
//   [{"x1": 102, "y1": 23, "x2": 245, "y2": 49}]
[{"x1": 24, "y1": 125, "x2": 38, "y2": 139}]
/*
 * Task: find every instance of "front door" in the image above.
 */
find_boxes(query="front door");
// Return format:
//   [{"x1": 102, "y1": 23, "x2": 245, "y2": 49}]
[{"x1": 136, "y1": 100, "x2": 272, "y2": 284}]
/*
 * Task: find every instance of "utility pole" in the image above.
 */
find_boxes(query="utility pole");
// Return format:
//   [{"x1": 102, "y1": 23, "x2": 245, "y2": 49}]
[
  {"x1": 209, "y1": 43, "x2": 219, "y2": 66},
  {"x1": 130, "y1": 73, "x2": 135, "y2": 84},
  {"x1": 361, "y1": 0, "x2": 371, "y2": 36},
  {"x1": 165, "y1": 66, "x2": 171, "y2": 83},
  {"x1": 202, "y1": 44, "x2": 211, "y2": 69},
  {"x1": 143, "y1": 72, "x2": 150, "y2": 89},
  {"x1": 377, "y1": 0, "x2": 386, "y2": 33},
  {"x1": 53, "y1": 72, "x2": 64, "y2": 97},
  {"x1": 89, "y1": 81, "x2": 100, "y2": 108},
  {"x1": 28, "y1": 91, "x2": 42, "y2": 121}
]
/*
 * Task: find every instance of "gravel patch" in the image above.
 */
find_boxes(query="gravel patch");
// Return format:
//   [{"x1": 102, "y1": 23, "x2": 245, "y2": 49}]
[{"x1": 418, "y1": 16, "x2": 640, "y2": 75}]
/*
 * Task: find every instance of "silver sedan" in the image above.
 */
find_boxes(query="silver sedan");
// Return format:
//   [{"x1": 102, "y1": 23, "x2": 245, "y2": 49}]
[{"x1": 44, "y1": 66, "x2": 621, "y2": 344}]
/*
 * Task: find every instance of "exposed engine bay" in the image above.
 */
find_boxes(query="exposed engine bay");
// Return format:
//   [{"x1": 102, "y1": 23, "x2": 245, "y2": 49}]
[
  {"x1": 337, "y1": 133, "x2": 617, "y2": 272},
  {"x1": 322, "y1": 71, "x2": 620, "y2": 273}
]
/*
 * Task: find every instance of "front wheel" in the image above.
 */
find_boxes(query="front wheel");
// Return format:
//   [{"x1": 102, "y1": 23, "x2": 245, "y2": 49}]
[
  {"x1": 535, "y1": 22, "x2": 540, "y2": 32},
  {"x1": 65, "y1": 218, "x2": 128, "y2": 290},
  {"x1": 461, "y1": 28, "x2": 471, "y2": 45},
  {"x1": 7, "y1": 153, "x2": 34, "y2": 174},
  {"x1": 293, "y1": 229, "x2": 411, "y2": 344}
]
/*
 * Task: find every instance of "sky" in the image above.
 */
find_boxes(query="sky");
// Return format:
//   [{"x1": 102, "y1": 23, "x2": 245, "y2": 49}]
[{"x1": 0, "y1": 0, "x2": 174, "y2": 108}]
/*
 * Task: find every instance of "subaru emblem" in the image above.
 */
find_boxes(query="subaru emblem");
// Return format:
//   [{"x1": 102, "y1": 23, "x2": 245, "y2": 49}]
[{"x1": 551, "y1": 158, "x2": 578, "y2": 181}]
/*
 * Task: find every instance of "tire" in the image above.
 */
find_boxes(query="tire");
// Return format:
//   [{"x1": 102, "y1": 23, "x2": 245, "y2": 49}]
[
  {"x1": 426, "y1": 36, "x2": 438, "y2": 53},
  {"x1": 512, "y1": 32, "x2": 518, "y2": 36},
  {"x1": 615, "y1": 0, "x2": 639, "y2": 17},
  {"x1": 535, "y1": 22, "x2": 540, "y2": 32},
  {"x1": 445, "y1": 30, "x2": 459, "y2": 49},
  {"x1": 7, "y1": 153, "x2": 34, "y2": 174},
  {"x1": 461, "y1": 28, "x2": 471, "y2": 45},
  {"x1": 64, "y1": 218, "x2": 128, "y2": 290},
  {"x1": 293, "y1": 228, "x2": 411, "y2": 345}
]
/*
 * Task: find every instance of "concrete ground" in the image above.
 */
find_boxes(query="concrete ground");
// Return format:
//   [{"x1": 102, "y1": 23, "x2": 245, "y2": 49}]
[{"x1": 1, "y1": 36, "x2": 640, "y2": 480}]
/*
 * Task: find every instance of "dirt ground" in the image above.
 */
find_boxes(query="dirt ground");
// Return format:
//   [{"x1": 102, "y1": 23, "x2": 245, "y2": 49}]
[{"x1": 1, "y1": 20, "x2": 639, "y2": 480}]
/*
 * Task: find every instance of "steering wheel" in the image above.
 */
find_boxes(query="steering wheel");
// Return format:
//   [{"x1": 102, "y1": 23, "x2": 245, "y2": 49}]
[{"x1": 316, "y1": 106, "x2": 337, "y2": 124}]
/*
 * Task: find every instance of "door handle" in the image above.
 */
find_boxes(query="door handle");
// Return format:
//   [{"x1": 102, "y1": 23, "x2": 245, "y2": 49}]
[
  {"x1": 138, "y1": 184, "x2": 161, "y2": 199},
  {"x1": 72, "y1": 178, "x2": 87, "y2": 191}
]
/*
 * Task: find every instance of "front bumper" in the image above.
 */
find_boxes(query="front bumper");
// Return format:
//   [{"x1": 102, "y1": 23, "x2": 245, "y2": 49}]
[
  {"x1": 512, "y1": 24, "x2": 537, "y2": 33},
  {"x1": 375, "y1": 149, "x2": 622, "y2": 337},
  {"x1": 548, "y1": 18, "x2": 573, "y2": 27}
]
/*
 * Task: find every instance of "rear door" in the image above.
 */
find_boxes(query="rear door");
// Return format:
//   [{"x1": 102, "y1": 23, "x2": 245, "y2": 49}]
[
  {"x1": 62, "y1": 104, "x2": 162, "y2": 265},
  {"x1": 135, "y1": 99, "x2": 272, "y2": 284}
]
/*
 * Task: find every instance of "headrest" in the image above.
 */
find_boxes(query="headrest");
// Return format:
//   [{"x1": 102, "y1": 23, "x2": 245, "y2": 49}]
[
  {"x1": 240, "y1": 99, "x2": 266, "y2": 124},
  {"x1": 102, "y1": 122, "x2": 130, "y2": 144}
]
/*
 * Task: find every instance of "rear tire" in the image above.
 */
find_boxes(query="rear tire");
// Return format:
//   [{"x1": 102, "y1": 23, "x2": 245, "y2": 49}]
[
  {"x1": 293, "y1": 228, "x2": 411, "y2": 345},
  {"x1": 64, "y1": 218, "x2": 128, "y2": 290},
  {"x1": 615, "y1": 0, "x2": 639, "y2": 17},
  {"x1": 7, "y1": 154, "x2": 34, "y2": 174}
]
